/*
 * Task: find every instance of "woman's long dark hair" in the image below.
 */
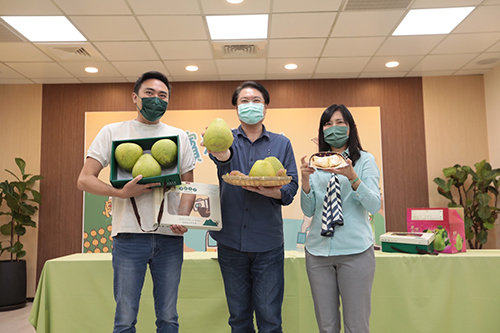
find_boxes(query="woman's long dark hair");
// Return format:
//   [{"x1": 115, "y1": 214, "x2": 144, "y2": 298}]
[{"x1": 317, "y1": 104, "x2": 363, "y2": 166}]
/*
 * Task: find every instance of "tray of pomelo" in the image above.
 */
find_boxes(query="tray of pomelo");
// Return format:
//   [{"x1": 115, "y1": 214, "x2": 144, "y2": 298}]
[{"x1": 222, "y1": 156, "x2": 292, "y2": 187}]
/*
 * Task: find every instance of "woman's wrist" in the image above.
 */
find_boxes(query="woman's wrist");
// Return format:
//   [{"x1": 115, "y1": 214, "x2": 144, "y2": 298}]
[{"x1": 349, "y1": 176, "x2": 359, "y2": 185}]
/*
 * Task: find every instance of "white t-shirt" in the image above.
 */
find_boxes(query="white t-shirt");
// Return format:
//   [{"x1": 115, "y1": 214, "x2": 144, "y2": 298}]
[{"x1": 87, "y1": 119, "x2": 195, "y2": 236}]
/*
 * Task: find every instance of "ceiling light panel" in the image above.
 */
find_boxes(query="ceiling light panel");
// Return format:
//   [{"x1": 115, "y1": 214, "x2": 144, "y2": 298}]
[
  {"x1": 201, "y1": 0, "x2": 270, "y2": 15},
  {"x1": 272, "y1": 0, "x2": 342, "y2": 12},
  {"x1": 207, "y1": 15, "x2": 268, "y2": 40},
  {"x1": 1, "y1": 16, "x2": 86, "y2": 42},
  {"x1": 393, "y1": 7, "x2": 475, "y2": 36}
]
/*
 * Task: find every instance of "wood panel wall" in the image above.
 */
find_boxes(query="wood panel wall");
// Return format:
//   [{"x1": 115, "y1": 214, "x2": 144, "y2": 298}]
[{"x1": 37, "y1": 78, "x2": 428, "y2": 279}]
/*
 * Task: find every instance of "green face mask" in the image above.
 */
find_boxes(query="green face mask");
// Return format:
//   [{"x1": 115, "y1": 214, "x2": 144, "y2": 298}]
[
  {"x1": 324, "y1": 126, "x2": 349, "y2": 149},
  {"x1": 136, "y1": 96, "x2": 168, "y2": 122}
]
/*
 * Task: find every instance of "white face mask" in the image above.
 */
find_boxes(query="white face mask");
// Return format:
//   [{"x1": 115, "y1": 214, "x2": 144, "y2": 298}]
[{"x1": 238, "y1": 103, "x2": 264, "y2": 125}]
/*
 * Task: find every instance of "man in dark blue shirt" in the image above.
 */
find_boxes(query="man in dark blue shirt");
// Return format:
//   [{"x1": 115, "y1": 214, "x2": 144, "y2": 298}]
[{"x1": 207, "y1": 81, "x2": 299, "y2": 332}]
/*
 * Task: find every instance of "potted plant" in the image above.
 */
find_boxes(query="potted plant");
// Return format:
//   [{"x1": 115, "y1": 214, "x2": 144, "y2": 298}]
[
  {"x1": 434, "y1": 160, "x2": 500, "y2": 249},
  {"x1": 0, "y1": 158, "x2": 43, "y2": 310}
]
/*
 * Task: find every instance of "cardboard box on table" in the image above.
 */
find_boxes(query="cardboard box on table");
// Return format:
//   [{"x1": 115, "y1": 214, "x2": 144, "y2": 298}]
[
  {"x1": 407, "y1": 207, "x2": 466, "y2": 254},
  {"x1": 380, "y1": 232, "x2": 435, "y2": 254},
  {"x1": 110, "y1": 135, "x2": 181, "y2": 188},
  {"x1": 154, "y1": 182, "x2": 222, "y2": 231}
]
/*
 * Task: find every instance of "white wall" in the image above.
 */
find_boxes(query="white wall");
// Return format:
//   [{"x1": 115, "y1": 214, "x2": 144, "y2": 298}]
[
  {"x1": 484, "y1": 64, "x2": 500, "y2": 248},
  {"x1": 0, "y1": 85, "x2": 42, "y2": 298}
]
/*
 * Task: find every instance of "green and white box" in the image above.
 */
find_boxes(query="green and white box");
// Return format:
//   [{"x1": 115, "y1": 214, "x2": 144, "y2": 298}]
[
  {"x1": 380, "y1": 232, "x2": 435, "y2": 254},
  {"x1": 110, "y1": 135, "x2": 181, "y2": 188}
]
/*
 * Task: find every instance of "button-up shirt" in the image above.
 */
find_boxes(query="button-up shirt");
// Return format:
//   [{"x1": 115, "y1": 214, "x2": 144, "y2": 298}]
[
  {"x1": 209, "y1": 125, "x2": 299, "y2": 252},
  {"x1": 301, "y1": 150, "x2": 381, "y2": 256}
]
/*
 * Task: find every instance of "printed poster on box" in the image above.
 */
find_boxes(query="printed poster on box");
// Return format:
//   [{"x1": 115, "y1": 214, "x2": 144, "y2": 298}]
[
  {"x1": 153, "y1": 182, "x2": 222, "y2": 231},
  {"x1": 406, "y1": 207, "x2": 466, "y2": 254}
]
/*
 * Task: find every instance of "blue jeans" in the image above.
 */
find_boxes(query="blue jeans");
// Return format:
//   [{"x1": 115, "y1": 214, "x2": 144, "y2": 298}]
[
  {"x1": 112, "y1": 233, "x2": 183, "y2": 333},
  {"x1": 217, "y1": 243, "x2": 284, "y2": 333}
]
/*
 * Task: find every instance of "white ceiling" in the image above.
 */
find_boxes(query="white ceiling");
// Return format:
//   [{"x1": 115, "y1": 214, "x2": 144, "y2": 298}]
[{"x1": 1, "y1": 0, "x2": 500, "y2": 84}]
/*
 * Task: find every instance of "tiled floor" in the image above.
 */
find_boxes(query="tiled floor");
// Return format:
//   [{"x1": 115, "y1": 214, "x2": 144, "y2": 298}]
[{"x1": 0, "y1": 302, "x2": 35, "y2": 333}]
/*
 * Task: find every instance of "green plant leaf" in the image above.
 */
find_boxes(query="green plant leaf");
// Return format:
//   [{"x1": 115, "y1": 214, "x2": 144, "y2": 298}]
[
  {"x1": 14, "y1": 224, "x2": 26, "y2": 236},
  {"x1": 438, "y1": 187, "x2": 454, "y2": 201},
  {"x1": 0, "y1": 223, "x2": 13, "y2": 235},
  {"x1": 478, "y1": 229, "x2": 488, "y2": 245},
  {"x1": 478, "y1": 192, "x2": 492, "y2": 206},
  {"x1": 21, "y1": 220, "x2": 36, "y2": 228},
  {"x1": 26, "y1": 175, "x2": 44, "y2": 187},
  {"x1": 456, "y1": 168, "x2": 468, "y2": 184},
  {"x1": 489, "y1": 186, "x2": 499, "y2": 197},
  {"x1": 443, "y1": 167, "x2": 458, "y2": 178},
  {"x1": 478, "y1": 205, "x2": 492, "y2": 220},
  {"x1": 484, "y1": 222, "x2": 495, "y2": 230},
  {"x1": 29, "y1": 189, "x2": 42, "y2": 203},
  {"x1": 5, "y1": 169, "x2": 20, "y2": 182},
  {"x1": 12, "y1": 211, "x2": 31, "y2": 224},
  {"x1": 11, "y1": 181, "x2": 27, "y2": 195},
  {"x1": 434, "y1": 177, "x2": 448, "y2": 189},
  {"x1": 464, "y1": 217, "x2": 473, "y2": 229},
  {"x1": 467, "y1": 168, "x2": 479, "y2": 182},
  {"x1": 12, "y1": 241, "x2": 23, "y2": 252},
  {"x1": 465, "y1": 228, "x2": 474, "y2": 241},
  {"x1": 17, "y1": 250, "x2": 26, "y2": 259},
  {"x1": 15, "y1": 158, "x2": 26, "y2": 176}
]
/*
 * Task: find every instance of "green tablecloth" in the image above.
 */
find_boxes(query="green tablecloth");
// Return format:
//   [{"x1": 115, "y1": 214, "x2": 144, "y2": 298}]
[{"x1": 30, "y1": 250, "x2": 500, "y2": 333}]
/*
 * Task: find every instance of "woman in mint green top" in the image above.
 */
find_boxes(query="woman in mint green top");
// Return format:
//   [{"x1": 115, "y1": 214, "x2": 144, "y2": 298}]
[{"x1": 300, "y1": 104, "x2": 380, "y2": 333}]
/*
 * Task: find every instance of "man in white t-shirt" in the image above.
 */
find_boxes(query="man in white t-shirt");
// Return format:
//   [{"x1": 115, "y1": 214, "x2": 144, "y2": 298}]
[{"x1": 77, "y1": 71, "x2": 195, "y2": 333}]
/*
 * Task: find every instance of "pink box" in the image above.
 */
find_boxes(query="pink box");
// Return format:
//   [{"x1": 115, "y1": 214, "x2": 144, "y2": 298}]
[{"x1": 406, "y1": 208, "x2": 466, "y2": 254}]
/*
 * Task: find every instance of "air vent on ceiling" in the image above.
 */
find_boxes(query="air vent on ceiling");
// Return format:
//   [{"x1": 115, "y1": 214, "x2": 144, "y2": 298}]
[
  {"x1": 34, "y1": 43, "x2": 104, "y2": 62},
  {"x1": 0, "y1": 20, "x2": 25, "y2": 42},
  {"x1": 53, "y1": 46, "x2": 91, "y2": 58},
  {"x1": 212, "y1": 41, "x2": 267, "y2": 59},
  {"x1": 344, "y1": 0, "x2": 412, "y2": 11}
]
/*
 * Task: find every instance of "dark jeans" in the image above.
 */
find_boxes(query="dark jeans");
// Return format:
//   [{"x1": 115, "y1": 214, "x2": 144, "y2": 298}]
[
  {"x1": 217, "y1": 243, "x2": 285, "y2": 333},
  {"x1": 112, "y1": 233, "x2": 183, "y2": 333}
]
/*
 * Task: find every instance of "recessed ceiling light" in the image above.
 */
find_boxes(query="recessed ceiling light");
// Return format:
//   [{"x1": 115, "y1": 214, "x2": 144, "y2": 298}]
[
  {"x1": 477, "y1": 58, "x2": 499, "y2": 65},
  {"x1": 185, "y1": 65, "x2": 199, "y2": 72},
  {"x1": 85, "y1": 67, "x2": 98, "y2": 73},
  {"x1": 393, "y1": 7, "x2": 475, "y2": 36},
  {"x1": 227, "y1": 0, "x2": 244, "y2": 3},
  {"x1": 284, "y1": 64, "x2": 298, "y2": 70},
  {"x1": 385, "y1": 61, "x2": 399, "y2": 68},
  {"x1": 1, "y1": 16, "x2": 86, "y2": 42},
  {"x1": 206, "y1": 15, "x2": 268, "y2": 40}
]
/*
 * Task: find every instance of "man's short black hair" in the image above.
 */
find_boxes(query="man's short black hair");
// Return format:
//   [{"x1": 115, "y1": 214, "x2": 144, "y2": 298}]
[
  {"x1": 231, "y1": 81, "x2": 270, "y2": 106},
  {"x1": 133, "y1": 71, "x2": 171, "y2": 95}
]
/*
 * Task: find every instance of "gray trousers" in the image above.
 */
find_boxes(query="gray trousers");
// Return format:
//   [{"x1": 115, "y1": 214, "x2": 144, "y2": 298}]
[{"x1": 305, "y1": 247, "x2": 375, "y2": 333}]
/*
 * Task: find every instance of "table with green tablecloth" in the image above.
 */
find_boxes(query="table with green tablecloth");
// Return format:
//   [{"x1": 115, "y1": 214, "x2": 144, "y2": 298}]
[{"x1": 29, "y1": 250, "x2": 500, "y2": 333}]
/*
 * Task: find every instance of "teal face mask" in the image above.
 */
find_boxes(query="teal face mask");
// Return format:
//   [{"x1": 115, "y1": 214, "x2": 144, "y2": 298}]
[
  {"x1": 238, "y1": 103, "x2": 264, "y2": 125},
  {"x1": 136, "y1": 96, "x2": 168, "y2": 122},
  {"x1": 324, "y1": 126, "x2": 349, "y2": 149}
]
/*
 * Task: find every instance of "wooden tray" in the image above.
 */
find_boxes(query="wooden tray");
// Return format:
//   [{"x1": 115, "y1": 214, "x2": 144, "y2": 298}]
[{"x1": 222, "y1": 174, "x2": 292, "y2": 187}]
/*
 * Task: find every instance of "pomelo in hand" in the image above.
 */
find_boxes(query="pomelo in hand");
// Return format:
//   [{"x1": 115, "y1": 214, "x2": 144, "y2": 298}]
[
  {"x1": 152, "y1": 138, "x2": 177, "y2": 167},
  {"x1": 115, "y1": 142, "x2": 143, "y2": 171},
  {"x1": 204, "y1": 118, "x2": 233, "y2": 152},
  {"x1": 249, "y1": 160, "x2": 275, "y2": 177},
  {"x1": 132, "y1": 154, "x2": 162, "y2": 178}
]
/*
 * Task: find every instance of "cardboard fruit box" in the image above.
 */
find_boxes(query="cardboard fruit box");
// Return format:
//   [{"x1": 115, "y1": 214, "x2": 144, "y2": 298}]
[
  {"x1": 407, "y1": 207, "x2": 466, "y2": 254},
  {"x1": 110, "y1": 135, "x2": 181, "y2": 188},
  {"x1": 153, "y1": 182, "x2": 222, "y2": 231},
  {"x1": 380, "y1": 232, "x2": 435, "y2": 254}
]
